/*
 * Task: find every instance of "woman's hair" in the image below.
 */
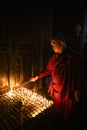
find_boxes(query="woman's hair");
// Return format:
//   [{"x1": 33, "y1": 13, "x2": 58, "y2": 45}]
[
  {"x1": 50, "y1": 32, "x2": 65, "y2": 42},
  {"x1": 50, "y1": 32, "x2": 67, "y2": 47}
]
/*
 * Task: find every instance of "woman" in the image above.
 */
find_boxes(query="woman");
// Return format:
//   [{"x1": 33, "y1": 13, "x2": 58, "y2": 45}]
[{"x1": 30, "y1": 33, "x2": 84, "y2": 120}]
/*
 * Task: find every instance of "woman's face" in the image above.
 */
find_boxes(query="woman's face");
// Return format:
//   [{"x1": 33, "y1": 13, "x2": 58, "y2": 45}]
[{"x1": 50, "y1": 40, "x2": 64, "y2": 54}]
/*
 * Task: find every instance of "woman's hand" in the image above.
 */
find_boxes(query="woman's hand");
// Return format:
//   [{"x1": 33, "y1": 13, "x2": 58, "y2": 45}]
[{"x1": 29, "y1": 76, "x2": 38, "y2": 82}]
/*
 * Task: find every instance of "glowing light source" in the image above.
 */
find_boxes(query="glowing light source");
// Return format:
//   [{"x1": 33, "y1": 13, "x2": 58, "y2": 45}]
[
  {"x1": 0, "y1": 86, "x2": 53, "y2": 130},
  {"x1": 5, "y1": 87, "x2": 53, "y2": 118},
  {"x1": 6, "y1": 88, "x2": 13, "y2": 97}
]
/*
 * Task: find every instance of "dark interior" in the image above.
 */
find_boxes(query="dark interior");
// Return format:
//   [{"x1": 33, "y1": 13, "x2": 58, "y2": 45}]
[{"x1": 0, "y1": 0, "x2": 87, "y2": 129}]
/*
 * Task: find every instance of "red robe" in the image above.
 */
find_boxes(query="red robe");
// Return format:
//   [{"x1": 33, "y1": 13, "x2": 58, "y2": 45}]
[{"x1": 38, "y1": 47, "x2": 84, "y2": 119}]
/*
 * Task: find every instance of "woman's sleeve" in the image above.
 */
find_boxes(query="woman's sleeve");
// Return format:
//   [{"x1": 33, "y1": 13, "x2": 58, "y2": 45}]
[{"x1": 38, "y1": 55, "x2": 54, "y2": 78}]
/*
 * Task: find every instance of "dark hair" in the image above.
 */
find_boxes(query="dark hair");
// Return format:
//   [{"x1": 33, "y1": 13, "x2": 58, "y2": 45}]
[{"x1": 50, "y1": 32, "x2": 65, "y2": 42}]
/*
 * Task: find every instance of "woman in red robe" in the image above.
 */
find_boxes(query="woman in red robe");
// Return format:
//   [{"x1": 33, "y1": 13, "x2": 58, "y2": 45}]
[{"x1": 30, "y1": 33, "x2": 84, "y2": 120}]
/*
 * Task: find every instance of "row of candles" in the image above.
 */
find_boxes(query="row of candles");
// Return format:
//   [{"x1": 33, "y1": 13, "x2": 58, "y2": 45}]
[
  {"x1": 5, "y1": 87, "x2": 53, "y2": 118},
  {"x1": 0, "y1": 87, "x2": 53, "y2": 129}
]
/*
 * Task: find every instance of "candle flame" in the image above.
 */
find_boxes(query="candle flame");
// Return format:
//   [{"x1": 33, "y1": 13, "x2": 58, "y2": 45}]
[{"x1": 5, "y1": 87, "x2": 53, "y2": 118}]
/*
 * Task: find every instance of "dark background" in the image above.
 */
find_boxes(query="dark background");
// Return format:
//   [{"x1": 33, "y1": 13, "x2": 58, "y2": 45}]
[
  {"x1": 0, "y1": 0, "x2": 87, "y2": 92},
  {"x1": 0, "y1": 0, "x2": 87, "y2": 130}
]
